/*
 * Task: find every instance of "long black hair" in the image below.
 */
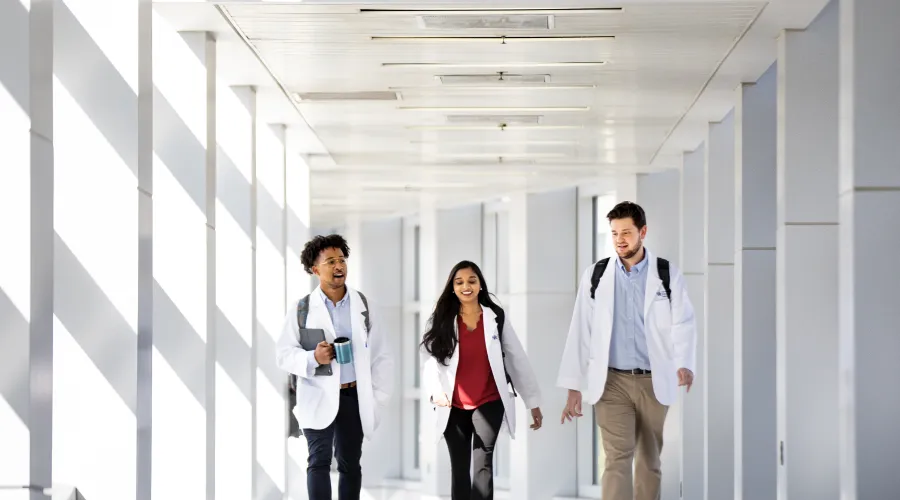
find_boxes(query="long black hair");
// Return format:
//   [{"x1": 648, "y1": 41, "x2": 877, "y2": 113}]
[{"x1": 421, "y1": 260, "x2": 503, "y2": 366}]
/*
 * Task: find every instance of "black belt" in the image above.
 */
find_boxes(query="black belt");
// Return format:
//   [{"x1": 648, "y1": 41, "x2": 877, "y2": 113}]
[{"x1": 609, "y1": 367, "x2": 651, "y2": 375}]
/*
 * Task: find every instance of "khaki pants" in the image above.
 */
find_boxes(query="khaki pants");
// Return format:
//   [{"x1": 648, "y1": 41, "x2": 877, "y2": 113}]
[{"x1": 595, "y1": 370, "x2": 668, "y2": 500}]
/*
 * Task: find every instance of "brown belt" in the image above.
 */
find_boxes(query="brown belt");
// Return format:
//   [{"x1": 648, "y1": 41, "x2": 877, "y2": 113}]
[{"x1": 340, "y1": 381, "x2": 357, "y2": 389}]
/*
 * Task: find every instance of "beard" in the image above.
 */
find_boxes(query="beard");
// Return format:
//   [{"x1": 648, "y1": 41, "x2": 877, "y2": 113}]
[{"x1": 618, "y1": 239, "x2": 644, "y2": 260}]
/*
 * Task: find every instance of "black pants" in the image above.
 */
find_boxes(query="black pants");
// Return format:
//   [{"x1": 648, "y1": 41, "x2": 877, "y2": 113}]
[
  {"x1": 444, "y1": 399, "x2": 505, "y2": 500},
  {"x1": 303, "y1": 387, "x2": 364, "y2": 500}
]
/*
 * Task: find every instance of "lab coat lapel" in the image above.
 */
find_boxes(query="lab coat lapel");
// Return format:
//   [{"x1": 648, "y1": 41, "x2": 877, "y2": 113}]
[{"x1": 307, "y1": 289, "x2": 336, "y2": 342}]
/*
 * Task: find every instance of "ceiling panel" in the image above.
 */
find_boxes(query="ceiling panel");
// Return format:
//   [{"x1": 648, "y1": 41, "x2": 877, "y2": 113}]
[{"x1": 221, "y1": 2, "x2": 764, "y2": 225}]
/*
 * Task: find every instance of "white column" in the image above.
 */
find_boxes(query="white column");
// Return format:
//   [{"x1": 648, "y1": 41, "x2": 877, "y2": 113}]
[
  {"x1": 637, "y1": 169, "x2": 683, "y2": 500},
  {"x1": 358, "y1": 218, "x2": 404, "y2": 484},
  {"x1": 418, "y1": 200, "x2": 483, "y2": 499},
  {"x1": 704, "y1": 113, "x2": 736, "y2": 500},
  {"x1": 285, "y1": 135, "x2": 312, "y2": 500},
  {"x1": 151, "y1": 25, "x2": 215, "y2": 500},
  {"x1": 838, "y1": 1, "x2": 900, "y2": 498},
  {"x1": 507, "y1": 188, "x2": 578, "y2": 500},
  {"x1": 637, "y1": 170, "x2": 682, "y2": 265},
  {"x1": 0, "y1": 1, "x2": 54, "y2": 498},
  {"x1": 680, "y1": 146, "x2": 706, "y2": 500},
  {"x1": 776, "y1": 3, "x2": 840, "y2": 498},
  {"x1": 255, "y1": 122, "x2": 288, "y2": 500},
  {"x1": 51, "y1": 0, "x2": 150, "y2": 497},
  {"x1": 733, "y1": 62, "x2": 777, "y2": 500},
  {"x1": 215, "y1": 85, "x2": 255, "y2": 500}
]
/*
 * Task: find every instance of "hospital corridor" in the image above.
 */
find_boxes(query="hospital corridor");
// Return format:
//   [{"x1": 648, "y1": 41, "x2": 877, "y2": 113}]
[{"x1": 1, "y1": 0, "x2": 898, "y2": 499}]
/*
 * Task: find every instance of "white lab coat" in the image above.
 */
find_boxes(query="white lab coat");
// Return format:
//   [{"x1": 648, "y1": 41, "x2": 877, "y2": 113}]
[
  {"x1": 275, "y1": 286, "x2": 394, "y2": 438},
  {"x1": 556, "y1": 250, "x2": 697, "y2": 406},
  {"x1": 422, "y1": 307, "x2": 541, "y2": 442}
]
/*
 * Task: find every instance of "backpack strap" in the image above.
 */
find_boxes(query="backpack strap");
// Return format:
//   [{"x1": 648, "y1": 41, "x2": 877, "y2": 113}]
[
  {"x1": 357, "y1": 290, "x2": 372, "y2": 332},
  {"x1": 657, "y1": 258, "x2": 672, "y2": 303},
  {"x1": 288, "y1": 294, "x2": 311, "y2": 438},
  {"x1": 589, "y1": 257, "x2": 611, "y2": 299},
  {"x1": 495, "y1": 308, "x2": 517, "y2": 397}
]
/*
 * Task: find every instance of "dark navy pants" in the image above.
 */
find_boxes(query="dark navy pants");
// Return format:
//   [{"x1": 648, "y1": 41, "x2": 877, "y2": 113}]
[{"x1": 302, "y1": 386, "x2": 364, "y2": 500}]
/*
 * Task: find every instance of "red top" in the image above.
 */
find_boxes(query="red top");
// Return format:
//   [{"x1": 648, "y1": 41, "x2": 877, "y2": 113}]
[{"x1": 452, "y1": 314, "x2": 501, "y2": 410}]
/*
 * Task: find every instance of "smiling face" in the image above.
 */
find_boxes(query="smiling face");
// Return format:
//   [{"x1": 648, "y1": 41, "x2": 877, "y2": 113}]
[
  {"x1": 312, "y1": 247, "x2": 347, "y2": 290},
  {"x1": 452, "y1": 267, "x2": 481, "y2": 305},
  {"x1": 610, "y1": 216, "x2": 647, "y2": 261}
]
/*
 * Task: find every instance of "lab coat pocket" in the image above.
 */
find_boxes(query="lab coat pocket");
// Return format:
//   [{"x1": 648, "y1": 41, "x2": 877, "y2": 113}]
[
  {"x1": 293, "y1": 383, "x2": 324, "y2": 425},
  {"x1": 652, "y1": 299, "x2": 675, "y2": 355}
]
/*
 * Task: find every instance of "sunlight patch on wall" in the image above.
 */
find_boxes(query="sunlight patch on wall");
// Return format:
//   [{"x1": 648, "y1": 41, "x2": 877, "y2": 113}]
[
  {"x1": 257, "y1": 231, "x2": 286, "y2": 342},
  {"x1": 217, "y1": 84, "x2": 254, "y2": 183},
  {"x1": 152, "y1": 9, "x2": 208, "y2": 146},
  {"x1": 216, "y1": 201, "x2": 253, "y2": 347},
  {"x1": 154, "y1": 152, "x2": 208, "y2": 341},
  {"x1": 0, "y1": 396, "x2": 28, "y2": 489},
  {"x1": 215, "y1": 364, "x2": 252, "y2": 499},
  {"x1": 257, "y1": 124, "x2": 286, "y2": 210},
  {"x1": 64, "y1": 0, "x2": 139, "y2": 92},
  {"x1": 256, "y1": 368, "x2": 286, "y2": 491},
  {"x1": 151, "y1": 346, "x2": 206, "y2": 500},
  {"x1": 53, "y1": 318, "x2": 136, "y2": 499},
  {"x1": 0, "y1": 83, "x2": 30, "y2": 320},
  {"x1": 53, "y1": 76, "x2": 138, "y2": 331}
]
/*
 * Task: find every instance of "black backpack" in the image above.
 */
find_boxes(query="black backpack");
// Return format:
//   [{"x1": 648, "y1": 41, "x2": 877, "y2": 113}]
[
  {"x1": 287, "y1": 292, "x2": 371, "y2": 438},
  {"x1": 493, "y1": 308, "x2": 517, "y2": 398},
  {"x1": 589, "y1": 257, "x2": 671, "y2": 303}
]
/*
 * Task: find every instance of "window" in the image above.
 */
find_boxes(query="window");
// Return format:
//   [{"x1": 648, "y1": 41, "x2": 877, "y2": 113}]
[{"x1": 402, "y1": 219, "x2": 423, "y2": 480}]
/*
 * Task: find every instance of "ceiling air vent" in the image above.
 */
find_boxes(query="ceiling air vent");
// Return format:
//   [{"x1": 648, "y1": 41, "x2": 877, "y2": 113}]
[
  {"x1": 446, "y1": 115, "x2": 542, "y2": 125},
  {"x1": 447, "y1": 157, "x2": 536, "y2": 165},
  {"x1": 292, "y1": 91, "x2": 400, "y2": 102},
  {"x1": 437, "y1": 73, "x2": 549, "y2": 85},
  {"x1": 418, "y1": 14, "x2": 554, "y2": 30}
]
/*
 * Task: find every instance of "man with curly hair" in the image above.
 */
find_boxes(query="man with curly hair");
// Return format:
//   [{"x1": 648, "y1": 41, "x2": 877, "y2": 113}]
[{"x1": 276, "y1": 234, "x2": 394, "y2": 500}]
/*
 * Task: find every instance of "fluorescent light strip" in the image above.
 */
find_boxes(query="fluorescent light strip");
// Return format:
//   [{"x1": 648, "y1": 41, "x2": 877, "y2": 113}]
[
  {"x1": 411, "y1": 140, "x2": 577, "y2": 145},
  {"x1": 359, "y1": 8, "x2": 622, "y2": 14},
  {"x1": 406, "y1": 124, "x2": 583, "y2": 131},
  {"x1": 391, "y1": 84, "x2": 597, "y2": 91},
  {"x1": 400, "y1": 106, "x2": 589, "y2": 112},
  {"x1": 383, "y1": 62, "x2": 607, "y2": 68},
  {"x1": 371, "y1": 35, "x2": 614, "y2": 43},
  {"x1": 440, "y1": 153, "x2": 568, "y2": 159}
]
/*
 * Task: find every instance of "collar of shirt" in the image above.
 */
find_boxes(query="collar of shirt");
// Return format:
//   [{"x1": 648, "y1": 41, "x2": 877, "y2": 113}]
[
  {"x1": 616, "y1": 249, "x2": 649, "y2": 275},
  {"x1": 317, "y1": 286, "x2": 349, "y2": 308}
]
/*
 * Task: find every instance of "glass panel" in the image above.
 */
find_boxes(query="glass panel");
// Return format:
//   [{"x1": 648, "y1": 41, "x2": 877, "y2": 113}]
[
  {"x1": 413, "y1": 312, "x2": 421, "y2": 388},
  {"x1": 414, "y1": 402, "x2": 421, "y2": 469},
  {"x1": 413, "y1": 225, "x2": 421, "y2": 301}
]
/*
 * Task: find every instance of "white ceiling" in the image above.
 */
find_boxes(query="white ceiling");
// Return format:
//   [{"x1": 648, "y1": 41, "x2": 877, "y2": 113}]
[{"x1": 156, "y1": 0, "x2": 830, "y2": 227}]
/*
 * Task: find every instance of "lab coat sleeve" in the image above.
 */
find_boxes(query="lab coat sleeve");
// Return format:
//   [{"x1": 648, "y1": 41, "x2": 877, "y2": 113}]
[
  {"x1": 367, "y1": 306, "x2": 395, "y2": 407},
  {"x1": 556, "y1": 266, "x2": 595, "y2": 391},
  {"x1": 275, "y1": 307, "x2": 320, "y2": 379},
  {"x1": 500, "y1": 318, "x2": 542, "y2": 410},
  {"x1": 669, "y1": 264, "x2": 697, "y2": 373}
]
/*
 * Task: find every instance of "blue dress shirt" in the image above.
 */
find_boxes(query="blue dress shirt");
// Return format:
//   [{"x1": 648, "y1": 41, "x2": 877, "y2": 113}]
[
  {"x1": 318, "y1": 287, "x2": 356, "y2": 384},
  {"x1": 608, "y1": 253, "x2": 652, "y2": 370}
]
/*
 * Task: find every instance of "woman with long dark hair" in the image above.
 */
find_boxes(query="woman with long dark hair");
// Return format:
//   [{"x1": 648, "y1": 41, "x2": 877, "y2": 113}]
[{"x1": 421, "y1": 260, "x2": 543, "y2": 500}]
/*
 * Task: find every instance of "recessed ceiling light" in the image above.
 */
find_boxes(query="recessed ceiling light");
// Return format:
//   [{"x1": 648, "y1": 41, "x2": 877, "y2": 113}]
[
  {"x1": 406, "y1": 124, "x2": 584, "y2": 131},
  {"x1": 391, "y1": 84, "x2": 597, "y2": 91},
  {"x1": 605, "y1": 119, "x2": 616, "y2": 125},
  {"x1": 359, "y1": 8, "x2": 622, "y2": 14},
  {"x1": 383, "y1": 62, "x2": 607, "y2": 68},
  {"x1": 411, "y1": 140, "x2": 578, "y2": 145},
  {"x1": 371, "y1": 35, "x2": 614, "y2": 43},
  {"x1": 400, "y1": 106, "x2": 589, "y2": 112}
]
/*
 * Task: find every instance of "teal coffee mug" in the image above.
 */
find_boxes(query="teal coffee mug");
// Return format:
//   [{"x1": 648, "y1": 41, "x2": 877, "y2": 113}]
[{"x1": 333, "y1": 337, "x2": 353, "y2": 365}]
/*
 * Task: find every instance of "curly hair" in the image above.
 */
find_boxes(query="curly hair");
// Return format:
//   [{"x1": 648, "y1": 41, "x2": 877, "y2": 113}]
[{"x1": 300, "y1": 234, "x2": 350, "y2": 275}]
